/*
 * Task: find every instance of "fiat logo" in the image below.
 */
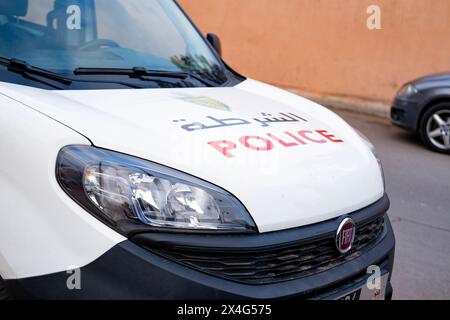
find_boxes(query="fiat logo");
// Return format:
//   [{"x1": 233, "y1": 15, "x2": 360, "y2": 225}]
[{"x1": 336, "y1": 217, "x2": 356, "y2": 254}]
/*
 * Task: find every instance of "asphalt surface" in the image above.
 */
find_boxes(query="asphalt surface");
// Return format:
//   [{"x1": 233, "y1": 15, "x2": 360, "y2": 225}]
[{"x1": 333, "y1": 108, "x2": 450, "y2": 300}]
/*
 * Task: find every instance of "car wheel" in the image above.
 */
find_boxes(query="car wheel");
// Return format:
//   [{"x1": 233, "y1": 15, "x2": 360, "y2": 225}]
[
  {"x1": 419, "y1": 103, "x2": 450, "y2": 154},
  {"x1": 0, "y1": 276, "x2": 11, "y2": 300}
]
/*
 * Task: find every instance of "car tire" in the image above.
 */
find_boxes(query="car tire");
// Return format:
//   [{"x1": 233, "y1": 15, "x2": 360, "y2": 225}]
[
  {"x1": 419, "y1": 103, "x2": 450, "y2": 154},
  {"x1": 0, "y1": 276, "x2": 11, "y2": 300}
]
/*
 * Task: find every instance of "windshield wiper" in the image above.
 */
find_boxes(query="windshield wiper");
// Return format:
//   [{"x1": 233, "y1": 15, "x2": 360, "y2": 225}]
[
  {"x1": 0, "y1": 58, "x2": 149, "y2": 89},
  {"x1": 74, "y1": 67, "x2": 216, "y2": 87},
  {"x1": 0, "y1": 57, "x2": 72, "y2": 87}
]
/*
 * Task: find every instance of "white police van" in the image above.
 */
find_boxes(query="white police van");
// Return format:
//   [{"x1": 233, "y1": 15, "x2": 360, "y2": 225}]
[{"x1": 0, "y1": 0, "x2": 394, "y2": 299}]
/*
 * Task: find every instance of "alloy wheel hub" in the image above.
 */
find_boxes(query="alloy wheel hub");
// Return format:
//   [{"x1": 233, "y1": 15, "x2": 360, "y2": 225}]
[{"x1": 426, "y1": 110, "x2": 450, "y2": 150}]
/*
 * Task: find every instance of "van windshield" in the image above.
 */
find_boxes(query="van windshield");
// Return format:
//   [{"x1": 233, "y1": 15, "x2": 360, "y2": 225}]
[{"x1": 0, "y1": 0, "x2": 230, "y2": 88}]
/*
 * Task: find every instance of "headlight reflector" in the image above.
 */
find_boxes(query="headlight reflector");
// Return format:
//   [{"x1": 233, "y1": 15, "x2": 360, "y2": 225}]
[
  {"x1": 397, "y1": 84, "x2": 418, "y2": 98},
  {"x1": 57, "y1": 146, "x2": 256, "y2": 235}
]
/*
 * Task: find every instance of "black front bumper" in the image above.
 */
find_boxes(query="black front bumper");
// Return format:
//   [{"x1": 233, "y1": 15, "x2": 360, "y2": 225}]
[
  {"x1": 6, "y1": 196, "x2": 395, "y2": 300},
  {"x1": 391, "y1": 97, "x2": 420, "y2": 131}
]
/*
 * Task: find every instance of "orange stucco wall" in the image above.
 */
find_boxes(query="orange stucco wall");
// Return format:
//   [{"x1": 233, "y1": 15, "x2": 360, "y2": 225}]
[{"x1": 179, "y1": 0, "x2": 450, "y2": 103}]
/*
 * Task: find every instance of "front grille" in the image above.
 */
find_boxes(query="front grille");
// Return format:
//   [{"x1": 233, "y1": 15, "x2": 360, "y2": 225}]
[
  {"x1": 292, "y1": 256, "x2": 390, "y2": 300},
  {"x1": 149, "y1": 216, "x2": 385, "y2": 284}
]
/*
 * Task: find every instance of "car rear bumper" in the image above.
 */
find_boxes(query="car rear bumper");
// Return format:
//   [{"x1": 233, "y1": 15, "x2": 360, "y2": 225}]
[{"x1": 5, "y1": 196, "x2": 395, "y2": 300}]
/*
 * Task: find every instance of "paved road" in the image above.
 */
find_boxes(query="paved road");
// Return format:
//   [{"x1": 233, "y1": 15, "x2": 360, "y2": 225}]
[{"x1": 333, "y1": 108, "x2": 450, "y2": 300}]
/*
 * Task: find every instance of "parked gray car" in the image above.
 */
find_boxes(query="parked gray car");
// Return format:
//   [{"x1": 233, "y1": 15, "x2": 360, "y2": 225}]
[{"x1": 391, "y1": 73, "x2": 450, "y2": 154}]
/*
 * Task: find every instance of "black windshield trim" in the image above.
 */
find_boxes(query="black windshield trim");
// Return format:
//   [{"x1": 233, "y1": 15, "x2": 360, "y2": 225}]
[
  {"x1": 74, "y1": 67, "x2": 188, "y2": 79},
  {"x1": 0, "y1": 57, "x2": 73, "y2": 85},
  {"x1": 0, "y1": 58, "x2": 244, "y2": 90},
  {"x1": 74, "y1": 67, "x2": 216, "y2": 87},
  {"x1": 0, "y1": 58, "x2": 148, "y2": 89}
]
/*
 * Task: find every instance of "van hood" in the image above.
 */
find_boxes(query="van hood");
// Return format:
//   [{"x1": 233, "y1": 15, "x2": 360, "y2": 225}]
[{"x1": 0, "y1": 79, "x2": 384, "y2": 232}]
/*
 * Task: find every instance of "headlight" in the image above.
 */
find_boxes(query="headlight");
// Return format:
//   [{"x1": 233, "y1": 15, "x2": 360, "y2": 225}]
[
  {"x1": 56, "y1": 146, "x2": 256, "y2": 235},
  {"x1": 397, "y1": 84, "x2": 418, "y2": 98},
  {"x1": 355, "y1": 130, "x2": 386, "y2": 192}
]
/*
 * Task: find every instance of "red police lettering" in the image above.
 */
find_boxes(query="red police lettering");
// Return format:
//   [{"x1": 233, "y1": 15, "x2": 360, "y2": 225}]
[
  {"x1": 266, "y1": 133, "x2": 298, "y2": 147},
  {"x1": 316, "y1": 130, "x2": 344, "y2": 143},
  {"x1": 298, "y1": 130, "x2": 327, "y2": 143},
  {"x1": 208, "y1": 140, "x2": 237, "y2": 158},
  {"x1": 239, "y1": 136, "x2": 274, "y2": 151},
  {"x1": 283, "y1": 131, "x2": 307, "y2": 145},
  {"x1": 207, "y1": 130, "x2": 344, "y2": 158}
]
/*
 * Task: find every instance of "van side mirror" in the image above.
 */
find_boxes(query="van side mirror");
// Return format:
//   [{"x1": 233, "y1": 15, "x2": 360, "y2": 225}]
[{"x1": 206, "y1": 33, "x2": 222, "y2": 57}]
